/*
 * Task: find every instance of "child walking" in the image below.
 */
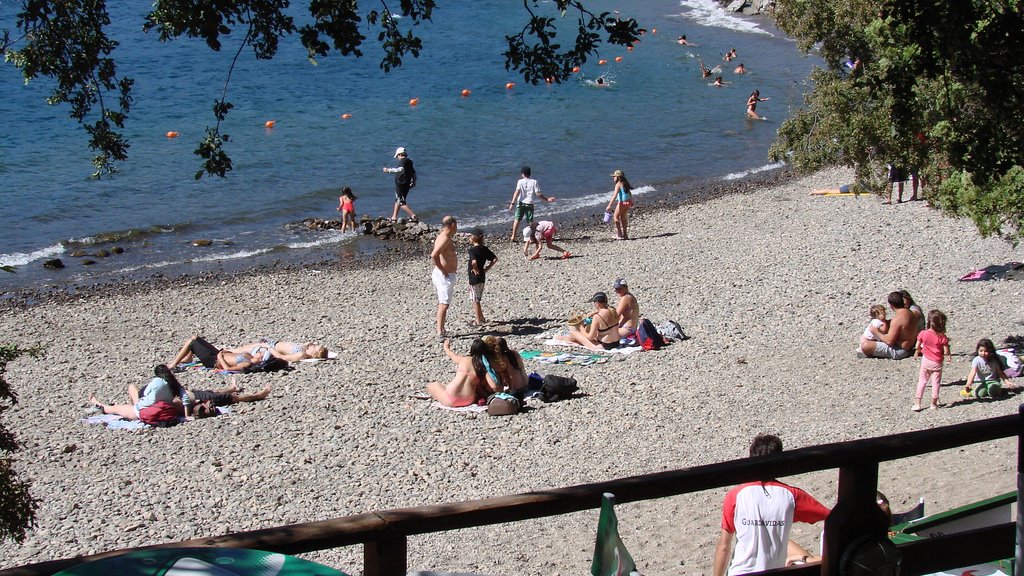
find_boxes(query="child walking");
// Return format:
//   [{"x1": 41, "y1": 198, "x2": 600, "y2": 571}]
[
  {"x1": 913, "y1": 310, "x2": 950, "y2": 411},
  {"x1": 960, "y1": 338, "x2": 1013, "y2": 399},
  {"x1": 466, "y1": 228, "x2": 498, "y2": 326},
  {"x1": 336, "y1": 186, "x2": 358, "y2": 232}
]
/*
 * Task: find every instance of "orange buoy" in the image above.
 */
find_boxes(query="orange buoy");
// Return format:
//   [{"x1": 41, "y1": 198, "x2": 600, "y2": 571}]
[
  {"x1": 265, "y1": 120, "x2": 276, "y2": 128},
  {"x1": 627, "y1": 45, "x2": 634, "y2": 52},
  {"x1": 409, "y1": 98, "x2": 419, "y2": 106},
  {"x1": 341, "y1": 113, "x2": 352, "y2": 120},
  {"x1": 615, "y1": 56, "x2": 623, "y2": 62},
  {"x1": 545, "y1": 77, "x2": 554, "y2": 84},
  {"x1": 598, "y1": 59, "x2": 607, "y2": 65},
  {"x1": 505, "y1": 82, "x2": 515, "y2": 89},
  {"x1": 652, "y1": 28, "x2": 657, "y2": 34},
  {"x1": 166, "y1": 131, "x2": 179, "y2": 138},
  {"x1": 572, "y1": 66, "x2": 580, "y2": 73},
  {"x1": 461, "y1": 89, "x2": 471, "y2": 97}
]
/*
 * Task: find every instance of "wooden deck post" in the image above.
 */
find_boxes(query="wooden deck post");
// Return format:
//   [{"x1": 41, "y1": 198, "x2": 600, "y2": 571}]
[
  {"x1": 821, "y1": 463, "x2": 890, "y2": 576},
  {"x1": 364, "y1": 536, "x2": 408, "y2": 576}
]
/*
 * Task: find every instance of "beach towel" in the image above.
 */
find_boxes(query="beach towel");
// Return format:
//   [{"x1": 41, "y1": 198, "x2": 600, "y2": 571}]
[
  {"x1": 82, "y1": 407, "x2": 230, "y2": 430},
  {"x1": 959, "y1": 262, "x2": 1024, "y2": 282},
  {"x1": 520, "y1": 350, "x2": 609, "y2": 366},
  {"x1": 541, "y1": 339, "x2": 644, "y2": 355},
  {"x1": 431, "y1": 402, "x2": 488, "y2": 414}
]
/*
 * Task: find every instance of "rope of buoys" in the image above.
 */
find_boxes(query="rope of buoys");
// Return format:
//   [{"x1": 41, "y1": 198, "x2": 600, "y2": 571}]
[
  {"x1": 265, "y1": 120, "x2": 276, "y2": 128},
  {"x1": 341, "y1": 113, "x2": 352, "y2": 120},
  {"x1": 166, "y1": 131, "x2": 179, "y2": 138},
  {"x1": 461, "y1": 89, "x2": 471, "y2": 97},
  {"x1": 409, "y1": 98, "x2": 419, "y2": 106}
]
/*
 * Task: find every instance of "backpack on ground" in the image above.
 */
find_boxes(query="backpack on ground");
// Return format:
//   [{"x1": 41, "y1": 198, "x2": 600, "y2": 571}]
[
  {"x1": 138, "y1": 401, "x2": 179, "y2": 427},
  {"x1": 658, "y1": 320, "x2": 689, "y2": 341},
  {"x1": 540, "y1": 374, "x2": 579, "y2": 402},
  {"x1": 487, "y1": 392, "x2": 521, "y2": 416},
  {"x1": 637, "y1": 318, "x2": 665, "y2": 350}
]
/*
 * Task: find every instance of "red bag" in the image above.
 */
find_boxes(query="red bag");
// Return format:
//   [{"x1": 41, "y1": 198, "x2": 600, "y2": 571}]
[{"x1": 138, "y1": 401, "x2": 178, "y2": 426}]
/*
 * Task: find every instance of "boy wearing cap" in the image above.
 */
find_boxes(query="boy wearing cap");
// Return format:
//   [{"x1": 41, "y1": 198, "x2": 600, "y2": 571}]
[
  {"x1": 383, "y1": 146, "x2": 417, "y2": 222},
  {"x1": 508, "y1": 166, "x2": 556, "y2": 242},
  {"x1": 467, "y1": 228, "x2": 498, "y2": 326}
]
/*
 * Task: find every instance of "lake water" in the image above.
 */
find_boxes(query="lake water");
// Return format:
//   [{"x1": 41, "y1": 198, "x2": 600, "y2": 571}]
[{"x1": 0, "y1": 0, "x2": 820, "y2": 292}]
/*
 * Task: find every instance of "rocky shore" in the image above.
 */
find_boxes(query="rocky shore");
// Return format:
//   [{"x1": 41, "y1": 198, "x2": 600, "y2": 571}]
[{"x1": 1, "y1": 167, "x2": 1021, "y2": 575}]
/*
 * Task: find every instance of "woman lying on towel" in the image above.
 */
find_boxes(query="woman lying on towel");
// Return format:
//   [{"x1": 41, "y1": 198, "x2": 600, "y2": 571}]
[
  {"x1": 483, "y1": 335, "x2": 528, "y2": 393},
  {"x1": 167, "y1": 335, "x2": 263, "y2": 371},
  {"x1": 89, "y1": 365, "x2": 185, "y2": 421},
  {"x1": 557, "y1": 292, "x2": 622, "y2": 351},
  {"x1": 226, "y1": 339, "x2": 329, "y2": 362},
  {"x1": 426, "y1": 338, "x2": 502, "y2": 407}
]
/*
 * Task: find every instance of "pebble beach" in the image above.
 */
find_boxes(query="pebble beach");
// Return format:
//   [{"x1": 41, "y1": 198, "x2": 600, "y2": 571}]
[{"x1": 1, "y1": 167, "x2": 1021, "y2": 575}]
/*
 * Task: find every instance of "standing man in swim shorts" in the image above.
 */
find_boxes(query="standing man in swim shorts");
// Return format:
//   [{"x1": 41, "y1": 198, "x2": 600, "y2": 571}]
[
  {"x1": 508, "y1": 166, "x2": 555, "y2": 242},
  {"x1": 431, "y1": 216, "x2": 458, "y2": 340},
  {"x1": 384, "y1": 146, "x2": 417, "y2": 222}
]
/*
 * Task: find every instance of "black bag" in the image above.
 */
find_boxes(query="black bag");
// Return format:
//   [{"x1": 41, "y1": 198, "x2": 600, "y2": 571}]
[
  {"x1": 540, "y1": 374, "x2": 579, "y2": 402},
  {"x1": 242, "y1": 357, "x2": 292, "y2": 374}
]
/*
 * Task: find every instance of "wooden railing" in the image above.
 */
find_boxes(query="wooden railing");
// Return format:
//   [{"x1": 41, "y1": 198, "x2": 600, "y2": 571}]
[{"x1": 3, "y1": 408, "x2": 1021, "y2": 576}]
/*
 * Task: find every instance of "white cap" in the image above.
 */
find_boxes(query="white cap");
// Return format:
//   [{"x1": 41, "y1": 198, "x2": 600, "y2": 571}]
[{"x1": 394, "y1": 147, "x2": 406, "y2": 158}]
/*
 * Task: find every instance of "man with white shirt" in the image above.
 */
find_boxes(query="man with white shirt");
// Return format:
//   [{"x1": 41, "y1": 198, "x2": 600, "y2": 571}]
[{"x1": 508, "y1": 166, "x2": 555, "y2": 241}]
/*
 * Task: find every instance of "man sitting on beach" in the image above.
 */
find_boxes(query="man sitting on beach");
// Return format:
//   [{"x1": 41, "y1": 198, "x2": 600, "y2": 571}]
[
  {"x1": 612, "y1": 278, "x2": 640, "y2": 337},
  {"x1": 713, "y1": 434, "x2": 830, "y2": 576},
  {"x1": 431, "y1": 216, "x2": 459, "y2": 340},
  {"x1": 859, "y1": 291, "x2": 919, "y2": 359}
]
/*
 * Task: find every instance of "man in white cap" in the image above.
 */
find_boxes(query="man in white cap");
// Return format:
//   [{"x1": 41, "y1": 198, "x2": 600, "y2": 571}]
[{"x1": 383, "y1": 146, "x2": 417, "y2": 222}]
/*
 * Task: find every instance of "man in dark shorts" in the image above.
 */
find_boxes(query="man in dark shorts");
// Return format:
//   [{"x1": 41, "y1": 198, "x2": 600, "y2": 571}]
[
  {"x1": 384, "y1": 146, "x2": 417, "y2": 222},
  {"x1": 185, "y1": 381, "x2": 273, "y2": 419}
]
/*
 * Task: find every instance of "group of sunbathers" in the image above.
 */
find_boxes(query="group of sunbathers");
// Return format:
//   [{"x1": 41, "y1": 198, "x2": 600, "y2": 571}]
[
  {"x1": 88, "y1": 335, "x2": 330, "y2": 423},
  {"x1": 427, "y1": 335, "x2": 528, "y2": 407}
]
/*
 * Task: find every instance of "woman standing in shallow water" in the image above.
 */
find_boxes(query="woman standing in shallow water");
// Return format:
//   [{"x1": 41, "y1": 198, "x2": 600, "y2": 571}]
[
  {"x1": 746, "y1": 89, "x2": 769, "y2": 119},
  {"x1": 606, "y1": 169, "x2": 634, "y2": 241}
]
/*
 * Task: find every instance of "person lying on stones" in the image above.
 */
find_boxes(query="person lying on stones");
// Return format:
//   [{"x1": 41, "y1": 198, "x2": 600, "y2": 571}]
[{"x1": 167, "y1": 335, "x2": 262, "y2": 371}]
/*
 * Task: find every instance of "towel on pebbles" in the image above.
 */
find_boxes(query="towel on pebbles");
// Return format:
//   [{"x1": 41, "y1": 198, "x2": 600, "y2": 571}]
[
  {"x1": 431, "y1": 402, "x2": 487, "y2": 413},
  {"x1": 520, "y1": 350, "x2": 609, "y2": 365},
  {"x1": 540, "y1": 339, "x2": 643, "y2": 355},
  {"x1": 82, "y1": 408, "x2": 231, "y2": 429}
]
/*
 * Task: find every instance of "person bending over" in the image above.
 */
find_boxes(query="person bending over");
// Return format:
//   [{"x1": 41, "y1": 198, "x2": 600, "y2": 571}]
[{"x1": 89, "y1": 365, "x2": 186, "y2": 421}]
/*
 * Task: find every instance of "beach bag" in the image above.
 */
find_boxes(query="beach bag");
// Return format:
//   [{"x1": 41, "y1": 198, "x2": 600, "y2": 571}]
[
  {"x1": 540, "y1": 374, "x2": 579, "y2": 402},
  {"x1": 658, "y1": 320, "x2": 689, "y2": 341},
  {"x1": 487, "y1": 392, "x2": 521, "y2": 416},
  {"x1": 138, "y1": 401, "x2": 178, "y2": 427},
  {"x1": 637, "y1": 318, "x2": 665, "y2": 350}
]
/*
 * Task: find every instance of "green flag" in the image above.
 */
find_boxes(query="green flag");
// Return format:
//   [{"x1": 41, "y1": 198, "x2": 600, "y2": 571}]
[{"x1": 591, "y1": 492, "x2": 638, "y2": 576}]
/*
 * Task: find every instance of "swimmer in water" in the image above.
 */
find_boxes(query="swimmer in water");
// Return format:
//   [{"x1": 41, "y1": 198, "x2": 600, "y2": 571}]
[
  {"x1": 677, "y1": 35, "x2": 696, "y2": 46},
  {"x1": 746, "y1": 89, "x2": 769, "y2": 119},
  {"x1": 712, "y1": 76, "x2": 730, "y2": 87},
  {"x1": 596, "y1": 76, "x2": 606, "y2": 85},
  {"x1": 734, "y1": 63, "x2": 746, "y2": 74},
  {"x1": 699, "y1": 58, "x2": 713, "y2": 78}
]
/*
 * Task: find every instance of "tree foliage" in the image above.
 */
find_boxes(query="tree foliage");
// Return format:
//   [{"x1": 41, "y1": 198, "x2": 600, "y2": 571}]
[
  {"x1": 0, "y1": 343, "x2": 43, "y2": 544},
  {"x1": 2, "y1": 1, "x2": 641, "y2": 179},
  {"x1": 769, "y1": 0, "x2": 1024, "y2": 244}
]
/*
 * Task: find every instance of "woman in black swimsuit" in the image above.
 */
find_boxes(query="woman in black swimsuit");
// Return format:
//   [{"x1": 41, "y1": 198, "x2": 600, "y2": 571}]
[{"x1": 557, "y1": 292, "x2": 621, "y2": 351}]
